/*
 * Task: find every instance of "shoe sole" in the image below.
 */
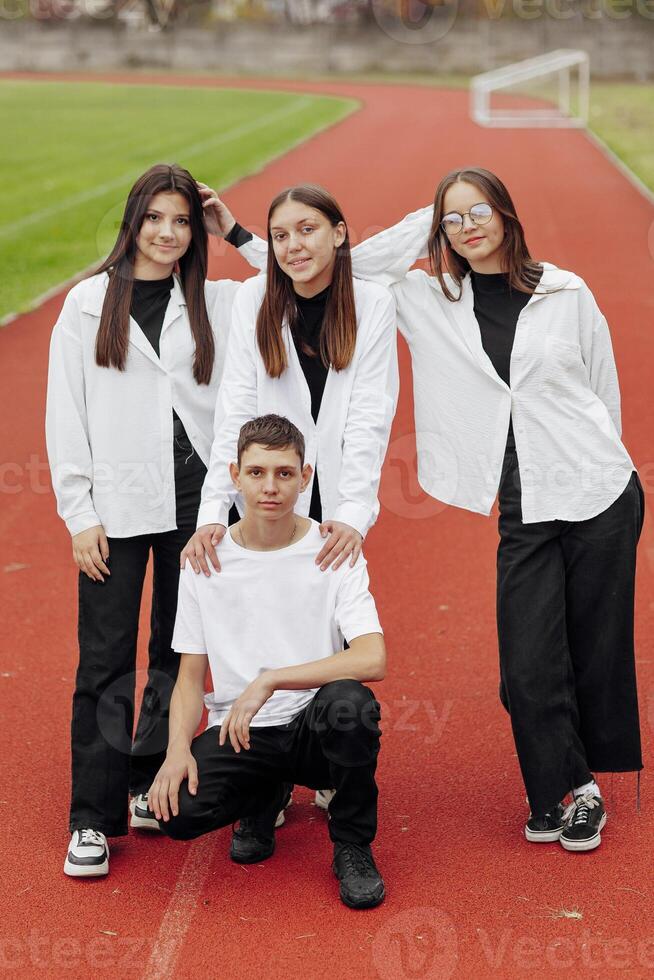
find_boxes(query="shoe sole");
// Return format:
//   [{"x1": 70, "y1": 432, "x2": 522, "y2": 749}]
[
  {"x1": 560, "y1": 813, "x2": 607, "y2": 852},
  {"x1": 130, "y1": 813, "x2": 162, "y2": 831},
  {"x1": 338, "y1": 885, "x2": 386, "y2": 910},
  {"x1": 230, "y1": 841, "x2": 275, "y2": 865},
  {"x1": 524, "y1": 826, "x2": 564, "y2": 843},
  {"x1": 64, "y1": 857, "x2": 109, "y2": 877}
]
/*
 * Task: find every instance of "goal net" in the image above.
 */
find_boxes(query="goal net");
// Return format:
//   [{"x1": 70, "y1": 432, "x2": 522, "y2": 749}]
[{"x1": 470, "y1": 49, "x2": 590, "y2": 129}]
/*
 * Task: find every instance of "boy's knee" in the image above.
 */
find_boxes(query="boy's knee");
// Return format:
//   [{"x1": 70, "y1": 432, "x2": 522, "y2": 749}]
[{"x1": 315, "y1": 680, "x2": 381, "y2": 765}]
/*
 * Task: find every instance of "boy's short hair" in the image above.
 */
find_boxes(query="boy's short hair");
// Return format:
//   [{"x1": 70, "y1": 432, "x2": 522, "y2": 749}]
[{"x1": 237, "y1": 415, "x2": 305, "y2": 467}]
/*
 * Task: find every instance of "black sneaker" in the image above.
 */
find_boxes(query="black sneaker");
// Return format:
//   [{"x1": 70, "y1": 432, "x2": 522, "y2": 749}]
[
  {"x1": 332, "y1": 842, "x2": 385, "y2": 910},
  {"x1": 524, "y1": 802, "x2": 567, "y2": 843},
  {"x1": 560, "y1": 794, "x2": 607, "y2": 852},
  {"x1": 230, "y1": 784, "x2": 292, "y2": 865}
]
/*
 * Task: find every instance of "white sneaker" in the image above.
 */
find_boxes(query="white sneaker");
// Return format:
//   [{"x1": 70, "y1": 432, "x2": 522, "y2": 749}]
[
  {"x1": 130, "y1": 793, "x2": 161, "y2": 831},
  {"x1": 64, "y1": 829, "x2": 109, "y2": 877},
  {"x1": 315, "y1": 788, "x2": 336, "y2": 811}
]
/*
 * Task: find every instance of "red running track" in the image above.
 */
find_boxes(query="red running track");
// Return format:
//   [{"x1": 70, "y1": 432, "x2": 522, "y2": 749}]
[{"x1": 1, "y1": 73, "x2": 653, "y2": 980}]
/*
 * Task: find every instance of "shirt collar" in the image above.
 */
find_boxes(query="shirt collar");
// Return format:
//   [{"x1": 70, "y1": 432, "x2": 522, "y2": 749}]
[
  {"x1": 81, "y1": 271, "x2": 186, "y2": 317},
  {"x1": 426, "y1": 262, "x2": 580, "y2": 299}
]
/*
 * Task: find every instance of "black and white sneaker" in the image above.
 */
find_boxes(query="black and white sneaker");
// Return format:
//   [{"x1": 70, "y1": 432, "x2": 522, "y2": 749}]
[
  {"x1": 314, "y1": 789, "x2": 336, "y2": 811},
  {"x1": 525, "y1": 802, "x2": 568, "y2": 843},
  {"x1": 332, "y1": 842, "x2": 385, "y2": 910},
  {"x1": 559, "y1": 793, "x2": 607, "y2": 852},
  {"x1": 130, "y1": 793, "x2": 160, "y2": 831},
  {"x1": 64, "y1": 829, "x2": 109, "y2": 878}
]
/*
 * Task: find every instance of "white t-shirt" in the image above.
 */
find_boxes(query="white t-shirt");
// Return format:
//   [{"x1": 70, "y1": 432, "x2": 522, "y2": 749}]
[{"x1": 172, "y1": 520, "x2": 383, "y2": 728}]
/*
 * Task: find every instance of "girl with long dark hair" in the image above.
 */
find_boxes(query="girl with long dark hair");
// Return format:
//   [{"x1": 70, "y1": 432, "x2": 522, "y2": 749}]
[
  {"x1": 46, "y1": 163, "x2": 255, "y2": 877},
  {"x1": 180, "y1": 183, "x2": 398, "y2": 864},
  {"x1": 350, "y1": 166, "x2": 643, "y2": 852}
]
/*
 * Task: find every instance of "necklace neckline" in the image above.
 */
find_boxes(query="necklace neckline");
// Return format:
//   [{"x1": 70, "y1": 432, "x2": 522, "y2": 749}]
[{"x1": 238, "y1": 520, "x2": 297, "y2": 551}]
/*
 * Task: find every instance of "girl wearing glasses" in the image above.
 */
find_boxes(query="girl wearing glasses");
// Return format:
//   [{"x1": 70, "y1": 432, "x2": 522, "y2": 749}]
[
  {"x1": 46, "y1": 163, "x2": 256, "y2": 878},
  {"x1": 350, "y1": 167, "x2": 643, "y2": 853}
]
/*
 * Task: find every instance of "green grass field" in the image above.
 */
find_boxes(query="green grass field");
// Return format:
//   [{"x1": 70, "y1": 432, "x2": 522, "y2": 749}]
[{"x1": 0, "y1": 81, "x2": 357, "y2": 320}]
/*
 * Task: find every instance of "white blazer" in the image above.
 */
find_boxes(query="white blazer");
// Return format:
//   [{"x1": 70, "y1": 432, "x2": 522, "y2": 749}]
[
  {"x1": 196, "y1": 275, "x2": 399, "y2": 538},
  {"x1": 46, "y1": 272, "x2": 244, "y2": 538},
  {"x1": 349, "y1": 206, "x2": 634, "y2": 524}
]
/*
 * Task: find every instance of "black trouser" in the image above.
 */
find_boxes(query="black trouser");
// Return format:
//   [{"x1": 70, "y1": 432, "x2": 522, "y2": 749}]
[
  {"x1": 161, "y1": 680, "x2": 381, "y2": 847},
  {"x1": 497, "y1": 447, "x2": 644, "y2": 818},
  {"x1": 69, "y1": 425, "x2": 206, "y2": 837}
]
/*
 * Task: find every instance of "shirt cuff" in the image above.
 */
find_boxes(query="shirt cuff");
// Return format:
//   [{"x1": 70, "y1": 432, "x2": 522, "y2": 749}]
[
  {"x1": 196, "y1": 499, "x2": 230, "y2": 530},
  {"x1": 331, "y1": 502, "x2": 376, "y2": 539},
  {"x1": 225, "y1": 222, "x2": 254, "y2": 249},
  {"x1": 66, "y1": 510, "x2": 102, "y2": 536}
]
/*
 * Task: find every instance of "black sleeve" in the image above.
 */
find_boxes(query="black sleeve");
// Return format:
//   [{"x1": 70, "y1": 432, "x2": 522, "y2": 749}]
[{"x1": 225, "y1": 222, "x2": 254, "y2": 249}]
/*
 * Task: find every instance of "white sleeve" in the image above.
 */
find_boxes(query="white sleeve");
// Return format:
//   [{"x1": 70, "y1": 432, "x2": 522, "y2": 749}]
[
  {"x1": 172, "y1": 567, "x2": 207, "y2": 654},
  {"x1": 236, "y1": 234, "x2": 268, "y2": 273},
  {"x1": 332, "y1": 289, "x2": 399, "y2": 537},
  {"x1": 351, "y1": 205, "x2": 433, "y2": 287},
  {"x1": 45, "y1": 290, "x2": 101, "y2": 537},
  {"x1": 196, "y1": 284, "x2": 260, "y2": 529},
  {"x1": 581, "y1": 289, "x2": 622, "y2": 436},
  {"x1": 334, "y1": 555, "x2": 383, "y2": 643}
]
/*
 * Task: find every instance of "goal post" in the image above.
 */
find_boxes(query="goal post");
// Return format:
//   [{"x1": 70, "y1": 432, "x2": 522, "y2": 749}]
[{"x1": 470, "y1": 49, "x2": 590, "y2": 129}]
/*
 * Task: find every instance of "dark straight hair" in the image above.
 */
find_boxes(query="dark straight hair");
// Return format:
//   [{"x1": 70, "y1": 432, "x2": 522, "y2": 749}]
[
  {"x1": 256, "y1": 183, "x2": 357, "y2": 379},
  {"x1": 428, "y1": 167, "x2": 543, "y2": 302},
  {"x1": 94, "y1": 163, "x2": 214, "y2": 384}
]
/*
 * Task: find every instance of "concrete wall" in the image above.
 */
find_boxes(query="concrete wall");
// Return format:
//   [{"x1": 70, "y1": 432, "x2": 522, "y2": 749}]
[{"x1": 0, "y1": 16, "x2": 652, "y2": 79}]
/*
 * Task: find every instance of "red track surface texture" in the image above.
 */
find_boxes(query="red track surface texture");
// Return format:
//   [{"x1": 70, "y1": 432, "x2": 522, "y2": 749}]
[{"x1": 1, "y1": 74, "x2": 653, "y2": 980}]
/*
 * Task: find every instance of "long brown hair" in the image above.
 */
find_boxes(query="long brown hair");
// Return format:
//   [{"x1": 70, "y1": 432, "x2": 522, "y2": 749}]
[
  {"x1": 428, "y1": 167, "x2": 543, "y2": 302},
  {"x1": 94, "y1": 163, "x2": 214, "y2": 384},
  {"x1": 256, "y1": 184, "x2": 357, "y2": 379}
]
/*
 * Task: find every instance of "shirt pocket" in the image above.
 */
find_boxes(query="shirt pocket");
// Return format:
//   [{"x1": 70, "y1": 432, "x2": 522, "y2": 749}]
[{"x1": 540, "y1": 337, "x2": 587, "y2": 390}]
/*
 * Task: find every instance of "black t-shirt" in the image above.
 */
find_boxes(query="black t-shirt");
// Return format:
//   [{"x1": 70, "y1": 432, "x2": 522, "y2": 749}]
[
  {"x1": 131, "y1": 274, "x2": 184, "y2": 424},
  {"x1": 131, "y1": 275, "x2": 175, "y2": 357},
  {"x1": 470, "y1": 268, "x2": 543, "y2": 448}
]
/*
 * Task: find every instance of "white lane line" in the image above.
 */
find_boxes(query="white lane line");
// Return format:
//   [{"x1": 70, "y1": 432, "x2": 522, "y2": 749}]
[
  {"x1": 0, "y1": 96, "x2": 312, "y2": 240},
  {"x1": 142, "y1": 837, "x2": 216, "y2": 980}
]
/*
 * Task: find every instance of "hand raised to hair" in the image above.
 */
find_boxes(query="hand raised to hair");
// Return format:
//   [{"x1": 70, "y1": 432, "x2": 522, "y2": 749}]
[{"x1": 196, "y1": 183, "x2": 236, "y2": 238}]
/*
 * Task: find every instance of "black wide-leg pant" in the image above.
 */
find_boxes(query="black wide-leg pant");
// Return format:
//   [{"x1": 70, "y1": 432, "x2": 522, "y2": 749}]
[
  {"x1": 160, "y1": 680, "x2": 382, "y2": 847},
  {"x1": 69, "y1": 425, "x2": 206, "y2": 837},
  {"x1": 497, "y1": 447, "x2": 644, "y2": 819}
]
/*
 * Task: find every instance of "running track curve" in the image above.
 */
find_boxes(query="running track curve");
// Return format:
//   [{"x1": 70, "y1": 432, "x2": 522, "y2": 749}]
[{"x1": 1, "y1": 72, "x2": 653, "y2": 980}]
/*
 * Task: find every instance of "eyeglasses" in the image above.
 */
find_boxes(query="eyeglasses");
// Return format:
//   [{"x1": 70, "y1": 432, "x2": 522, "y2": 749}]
[{"x1": 440, "y1": 202, "x2": 493, "y2": 236}]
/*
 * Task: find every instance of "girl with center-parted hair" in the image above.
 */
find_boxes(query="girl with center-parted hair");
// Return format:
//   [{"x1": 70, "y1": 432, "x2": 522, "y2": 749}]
[
  {"x1": 181, "y1": 183, "x2": 398, "y2": 861},
  {"x1": 347, "y1": 167, "x2": 643, "y2": 853},
  {"x1": 46, "y1": 163, "x2": 257, "y2": 879}
]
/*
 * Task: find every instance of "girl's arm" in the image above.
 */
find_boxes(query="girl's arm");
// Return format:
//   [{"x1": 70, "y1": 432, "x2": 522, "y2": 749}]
[
  {"x1": 350, "y1": 205, "x2": 434, "y2": 287},
  {"x1": 45, "y1": 290, "x2": 101, "y2": 536},
  {"x1": 580, "y1": 287, "x2": 623, "y2": 435}
]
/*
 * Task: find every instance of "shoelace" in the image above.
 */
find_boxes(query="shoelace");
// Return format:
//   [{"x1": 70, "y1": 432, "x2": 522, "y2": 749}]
[
  {"x1": 79, "y1": 829, "x2": 105, "y2": 846},
  {"x1": 340, "y1": 844, "x2": 375, "y2": 877},
  {"x1": 567, "y1": 793, "x2": 600, "y2": 826}
]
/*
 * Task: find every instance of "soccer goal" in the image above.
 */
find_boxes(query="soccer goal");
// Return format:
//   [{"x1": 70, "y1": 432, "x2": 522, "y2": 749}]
[{"x1": 470, "y1": 49, "x2": 590, "y2": 129}]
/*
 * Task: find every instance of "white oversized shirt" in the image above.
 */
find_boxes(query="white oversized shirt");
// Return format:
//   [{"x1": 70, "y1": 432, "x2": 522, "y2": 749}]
[
  {"x1": 196, "y1": 275, "x2": 399, "y2": 537},
  {"x1": 172, "y1": 520, "x2": 383, "y2": 727},
  {"x1": 46, "y1": 271, "x2": 245, "y2": 538},
  {"x1": 348, "y1": 206, "x2": 634, "y2": 523}
]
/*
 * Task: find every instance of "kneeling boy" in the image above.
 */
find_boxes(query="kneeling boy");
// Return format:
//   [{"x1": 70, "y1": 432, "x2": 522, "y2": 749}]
[{"x1": 150, "y1": 414, "x2": 386, "y2": 909}]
